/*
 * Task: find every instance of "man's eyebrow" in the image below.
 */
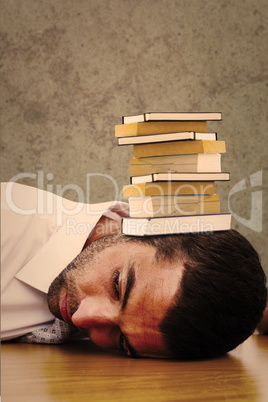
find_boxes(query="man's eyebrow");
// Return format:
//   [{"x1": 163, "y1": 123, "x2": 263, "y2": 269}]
[
  {"x1": 121, "y1": 263, "x2": 136, "y2": 312},
  {"x1": 124, "y1": 334, "x2": 139, "y2": 358}
]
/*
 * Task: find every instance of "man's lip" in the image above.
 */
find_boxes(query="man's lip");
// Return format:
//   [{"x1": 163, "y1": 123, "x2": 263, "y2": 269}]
[{"x1": 60, "y1": 293, "x2": 72, "y2": 323}]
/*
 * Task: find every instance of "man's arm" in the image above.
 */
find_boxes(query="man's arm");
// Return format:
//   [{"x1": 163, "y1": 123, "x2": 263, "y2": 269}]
[{"x1": 257, "y1": 296, "x2": 268, "y2": 335}]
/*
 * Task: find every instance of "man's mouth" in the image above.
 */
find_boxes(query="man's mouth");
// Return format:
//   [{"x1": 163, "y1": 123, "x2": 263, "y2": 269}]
[{"x1": 60, "y1": 293, "x2": 73, "y2": 323}]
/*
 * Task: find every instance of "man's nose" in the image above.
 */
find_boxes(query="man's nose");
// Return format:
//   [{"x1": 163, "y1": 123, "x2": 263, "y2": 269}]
[
  {"x1": 71, "y1": 296, "x2": 119, "y2": 329},
  {"x1": 71, "y1": 297, "x2": 120, "y2": 349}
]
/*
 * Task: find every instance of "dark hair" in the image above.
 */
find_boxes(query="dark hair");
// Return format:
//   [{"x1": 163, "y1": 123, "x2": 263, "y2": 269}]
[{"x1": 128, "y1": 230, "x2": 267, "y2": 359}]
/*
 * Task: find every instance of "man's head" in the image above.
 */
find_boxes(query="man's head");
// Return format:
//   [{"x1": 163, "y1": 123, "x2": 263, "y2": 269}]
[
  {"x1": 156, "y1": 229, "x2": 267, "y2": 359},
  {"x1": 47, "y1": 234, "x2": 184, "y2": 358},
  {"x1": 48, "y1": 229, "x2": 267, "y2": 359}
]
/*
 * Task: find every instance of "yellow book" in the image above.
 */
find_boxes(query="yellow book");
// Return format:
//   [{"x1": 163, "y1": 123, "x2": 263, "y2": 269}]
[
  {"x1": 123, "y1": 182, "x2": 216, "y2": 197},
  {"x1": 129, "y1": 194, "x2": 221, "y2": 218},
  {"x1": 115, "y1": 121, "x2": 207, "y2": 137},
  {"x1": 130, "y1": 154, "x2": 221, "y2": 176},
  {"x1": 133, "y1": 140, "x2": 226, "y2": 157}
]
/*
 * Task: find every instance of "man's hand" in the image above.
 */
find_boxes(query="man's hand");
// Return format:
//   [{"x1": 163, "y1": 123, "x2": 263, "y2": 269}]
[
  {"x1": 83, "y1": 216, "x2": 122, "y2": 249},
  {"x1": 83, "y1": 203, "x2": 129, "y2": 249}
]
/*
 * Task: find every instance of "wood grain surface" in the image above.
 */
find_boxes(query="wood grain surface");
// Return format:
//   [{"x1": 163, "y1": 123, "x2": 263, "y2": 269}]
[{"x1": 2, "y1": 335, "x2": 268, "y2": 402}]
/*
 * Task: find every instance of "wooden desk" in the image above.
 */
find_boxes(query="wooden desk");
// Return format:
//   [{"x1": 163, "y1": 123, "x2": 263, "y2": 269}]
[{"x1": 1, "y1": 335, "x2": 268, "y2": 402}]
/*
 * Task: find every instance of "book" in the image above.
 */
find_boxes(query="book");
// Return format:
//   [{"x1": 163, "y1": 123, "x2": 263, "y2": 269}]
[
  {"x1": 133, "y1": 140, "x2": 226, "y2": 157},
  {"x1": 115, "y1": 121, "x2": 208, "y2": 137},
  {"x1": 118, "y1": 131, "x2": 217, "y2": 145},
  {"x1": 131, "y1": 172, "x2": 230, "y2": 184},
  {"x1": 128, "y1": 194, "x2": 220, "y2": 218},
  {"x1": 122, "y1": 112, "x2": 222, "y2": 124},
  {"x1": 123, "y1": 182, "x2": 216, "y2": 197},
  {"x1": 121, "y1": 213, "x2": 232, "y2": 236},
  {"x1": 130, "y1": 154, "x2": 222, "y2": 176}
]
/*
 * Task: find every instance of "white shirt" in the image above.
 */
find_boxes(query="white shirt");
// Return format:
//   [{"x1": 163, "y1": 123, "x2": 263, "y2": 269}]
[{"x1": 1, "y1": 182, "x2": 128, "y2": 340}]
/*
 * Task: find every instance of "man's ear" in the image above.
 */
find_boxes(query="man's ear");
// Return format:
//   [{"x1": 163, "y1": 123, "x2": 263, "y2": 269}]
[
  {"x1": 257, "y1": 296, "x2": 268, "y2": 335},
  {"x1": 83, "y1": 215, "x2": 121, "y2": 248}
]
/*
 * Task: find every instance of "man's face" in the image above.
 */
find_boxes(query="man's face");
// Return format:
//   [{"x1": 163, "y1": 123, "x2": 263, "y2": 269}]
[{"x1": 47, "y1": 235, "x2": 183, "y2": 358}]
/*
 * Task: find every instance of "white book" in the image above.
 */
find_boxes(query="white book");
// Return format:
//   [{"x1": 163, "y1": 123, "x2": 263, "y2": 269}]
[
  {"x1": 122, "y1": 112, "x2": 222, "y2": 124},
  {"x1": 121, "y1": 214, "x2": 232, "y2": 236},
  {"x1": 131, "y1": 172, "x2": 230, "y2": 184},
  {"x1": 118, "y1": 132, "x2": 217, "y2": 145}
]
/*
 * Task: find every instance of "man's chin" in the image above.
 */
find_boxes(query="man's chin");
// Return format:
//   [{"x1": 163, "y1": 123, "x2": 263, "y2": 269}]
[
  {"x1": 47, "y1": 295, "x2": 62, "y2": 320},
  {"x1": 47, "y1": 280, "x2": 65, "y2": 320}
]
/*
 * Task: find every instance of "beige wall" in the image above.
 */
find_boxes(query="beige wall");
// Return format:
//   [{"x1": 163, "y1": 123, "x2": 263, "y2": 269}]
[{"x1": 1, "y1": 0, "x2": 267, "y2": 275}]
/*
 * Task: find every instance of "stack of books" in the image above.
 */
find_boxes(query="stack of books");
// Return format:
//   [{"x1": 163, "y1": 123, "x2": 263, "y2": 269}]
[{"x1": 115, "y1": 112, "x2": 232, "y2": 236}]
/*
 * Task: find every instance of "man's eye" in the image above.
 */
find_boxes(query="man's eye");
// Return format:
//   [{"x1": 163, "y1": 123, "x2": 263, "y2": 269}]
[{"x1": 112, "y1": 270, "x2": 120, "y2": 299}]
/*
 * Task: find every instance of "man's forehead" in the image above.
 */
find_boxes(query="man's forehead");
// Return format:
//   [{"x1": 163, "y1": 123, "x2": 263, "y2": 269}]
[
  {"x1": 133, "y1": 251, "x2": 183, "y2": 302},
  {"x1": 121, "y1": 257, "x2": 183, "y2": 358}
]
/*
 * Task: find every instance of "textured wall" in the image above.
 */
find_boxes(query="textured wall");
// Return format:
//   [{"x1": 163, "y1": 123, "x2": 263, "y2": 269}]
[{"x1": 1, "y1": 0, "x2": 267, "y2": 274}]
